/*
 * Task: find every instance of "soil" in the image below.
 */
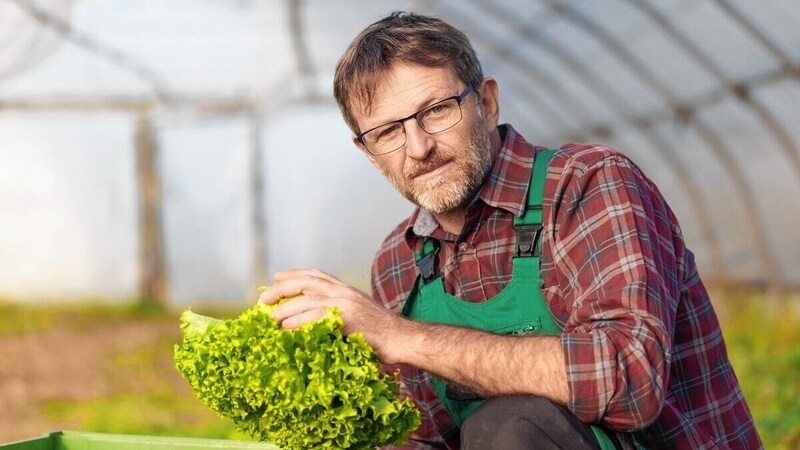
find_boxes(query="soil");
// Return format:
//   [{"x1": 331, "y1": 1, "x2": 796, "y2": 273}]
[{"x1": 0, "y1": 317, "x2": 190, "y2": 443}]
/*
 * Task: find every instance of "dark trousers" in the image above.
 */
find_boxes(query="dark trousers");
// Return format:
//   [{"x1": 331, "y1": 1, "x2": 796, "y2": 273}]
[{"x1": 460, "y1": 396, "x2": 604, "y2": 450}]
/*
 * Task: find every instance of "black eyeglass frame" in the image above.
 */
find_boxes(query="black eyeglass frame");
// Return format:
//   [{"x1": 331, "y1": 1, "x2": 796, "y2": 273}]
[{"x1": 356, "y1": 85, "x2": 476, "y2": 156}]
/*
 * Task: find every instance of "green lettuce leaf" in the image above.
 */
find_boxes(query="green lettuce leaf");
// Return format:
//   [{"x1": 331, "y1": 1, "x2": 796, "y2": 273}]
[{"x1": 174, "y1": 301, "x2": 420, "y2": 449}]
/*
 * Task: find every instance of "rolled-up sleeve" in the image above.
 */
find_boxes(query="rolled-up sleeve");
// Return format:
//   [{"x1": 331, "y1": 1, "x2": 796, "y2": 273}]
[{"x1": 544, "y1": 148, "x2": 682, "y2": 431}]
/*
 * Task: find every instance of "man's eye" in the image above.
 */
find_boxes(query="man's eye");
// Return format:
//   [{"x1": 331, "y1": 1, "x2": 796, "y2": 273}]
[
  {"x1": 376, "y1": 124, "x2": 402, "y2": 141},
  {"x1": 429, "y1": 104, "x2": 446, "y2": 115}
]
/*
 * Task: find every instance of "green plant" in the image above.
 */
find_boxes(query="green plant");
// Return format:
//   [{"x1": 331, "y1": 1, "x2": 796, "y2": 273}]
[
  {"x1": 174, "y1": 301, "x2": 421, "y2": 450},
  {"x1": 721, "y1": 295, "x2": 800, "y2": 450}
]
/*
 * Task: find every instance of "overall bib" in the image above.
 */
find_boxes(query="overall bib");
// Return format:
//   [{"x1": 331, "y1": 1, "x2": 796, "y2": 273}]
[{"x1": 400, "y1": 149, "x2": 616, "y2": 449}]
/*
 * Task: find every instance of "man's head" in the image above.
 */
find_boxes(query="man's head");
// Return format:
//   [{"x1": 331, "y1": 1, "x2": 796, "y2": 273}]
[
  {"x1": 334, "y1": 12, "x2": 501, "y2": 214},
  {"x1": 334, "y1": 12, "x2": 485, "y2": 134}
]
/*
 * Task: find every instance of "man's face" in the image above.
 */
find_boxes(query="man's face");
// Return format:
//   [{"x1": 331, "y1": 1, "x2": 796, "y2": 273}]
[{"x1": 350, "y1": 64, "x2": 493, "y2": 215}]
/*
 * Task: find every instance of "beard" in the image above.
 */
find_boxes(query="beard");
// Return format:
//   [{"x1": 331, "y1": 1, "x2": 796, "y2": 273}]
[{"x1": 377, "y1": 119, "x2": 493, "y2": 214}]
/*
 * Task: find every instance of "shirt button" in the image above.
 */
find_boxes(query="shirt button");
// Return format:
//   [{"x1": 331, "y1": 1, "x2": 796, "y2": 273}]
[{"x1": 458, "y1": 242, "x2": 469, "y2": 252}]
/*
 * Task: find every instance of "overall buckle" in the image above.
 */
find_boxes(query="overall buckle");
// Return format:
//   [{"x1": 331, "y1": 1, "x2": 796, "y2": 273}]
[
  {"x1": 515, "y1": 224, "x2": 543, "y2": 257},
  {"x1": 417, "y1": 251, "x2": 439, "y2": 283},
  {"x1": 415, "y1": 240, "x2": 441, "y2": 283}
]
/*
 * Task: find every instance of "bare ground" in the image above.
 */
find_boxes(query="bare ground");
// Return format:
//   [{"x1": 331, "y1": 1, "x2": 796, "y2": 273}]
[{"x1": 0, "y1": 317, "x2": 190, "y2": 443}]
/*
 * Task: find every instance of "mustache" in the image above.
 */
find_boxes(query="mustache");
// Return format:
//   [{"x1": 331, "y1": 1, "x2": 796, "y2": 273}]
[{"x1": 403, "y1": 150, "x2": 451, "y2": 179}]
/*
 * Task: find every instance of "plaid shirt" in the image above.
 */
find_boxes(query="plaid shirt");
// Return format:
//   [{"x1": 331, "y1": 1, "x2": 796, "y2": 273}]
[{"x1": 371, "y1": 125, "x2": 761, "y2": 449}]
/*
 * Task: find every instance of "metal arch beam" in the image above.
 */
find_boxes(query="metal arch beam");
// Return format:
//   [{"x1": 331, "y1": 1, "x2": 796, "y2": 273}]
[
  {"x1": 712, "y1": 0, "x2": 800, "y2": 78},
  {"x1": 637, "y1": 128, "x2": 724, "y2": 276},
  {"x1": 460, "y1": 0, "x2": 582, "y2": 139},
  {"x1": 134, "y1": 109, "x2": 170, "y2": 306},
  {"x1": 498, "y1": 67, "x2": 582, "y2": 140},
  {"x1": 10, "y1": 0, "x2": 170, "y2": 101},
  {"x1": 247, "y1": 106, "x2": 267, "y2": 292},
  {"x1": 287, "y1": 0, "x2": 317, "y2": 98},
  {"x1": 504, "y1": 101, "x2": 550, "y2": 142},
  {"x1": 437, "y1": 4, "x2": 637, "y2": 144},
  {"x1": 690, "y1": 118, "x2": 783, "y2": 286},
  {"x1": 625, "y1": 0, "x2": 800, "y2": 214},
  {"x1": 496, "y1": 78, "x2": 559, "y2": 141},
  {"x1": 542, "y1": 0, "x2": 782, "y2": 289},
  {"x1": 418, "y1": 0, "x2": 566, "y2": 139},
  {"x1": 0, "y1": 1, "x2": 68, "y2": 81},
  {"x1": 435, "y1": 4, "x2": 601, "y2": 135},
  {"x1": 437, "y1": 2, "x2": 659, "y2": 145},
  {"x1": 466, "y1": 0, "x2": 725, "y2": 275}
]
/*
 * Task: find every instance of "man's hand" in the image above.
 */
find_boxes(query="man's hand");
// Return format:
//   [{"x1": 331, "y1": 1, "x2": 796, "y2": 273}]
[
  {"x1": 260, "y1": 269, "x2": 569, "y2": 404},
  {"x1": 259, "y1": 269, "x2": 401, "y2": 361}
]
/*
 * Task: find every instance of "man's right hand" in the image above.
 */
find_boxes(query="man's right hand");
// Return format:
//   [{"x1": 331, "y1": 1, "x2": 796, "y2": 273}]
[{"x1": 259, "y1": 268, "x2": 402, "y2": 362}]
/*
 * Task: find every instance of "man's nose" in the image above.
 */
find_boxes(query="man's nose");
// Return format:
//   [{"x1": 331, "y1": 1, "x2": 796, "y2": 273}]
[{"x1": 403, "y1": 119, "x2": 435, "y2": 160}]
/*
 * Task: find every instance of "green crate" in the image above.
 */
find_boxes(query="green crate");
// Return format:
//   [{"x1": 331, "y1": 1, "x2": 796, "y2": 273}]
[{"x1": 1, "y1": 431, "x2": 280, "y2": 450}]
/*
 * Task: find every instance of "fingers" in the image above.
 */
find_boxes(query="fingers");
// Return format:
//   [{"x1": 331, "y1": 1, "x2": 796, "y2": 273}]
[
  {"x1": 269, "y1": 294, "x2": 335, "y2": 329},
  {"x1": 257, "y1": 268, "x2": 371, "y2": 331},
  {"x1": 280, "y1": 309, "x2": 327, "y2": 329},
  {"x1": 273, "y1": 304, "x2": 329, "y2": 329},
  {"x1": 259, "y1": 269, "x2": 349, "y2": 305}
]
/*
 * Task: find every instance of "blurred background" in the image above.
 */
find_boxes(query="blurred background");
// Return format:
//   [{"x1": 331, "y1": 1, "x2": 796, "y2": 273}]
[{"x1": 0, "y1": 0, "x2": 798, "y2": 448}]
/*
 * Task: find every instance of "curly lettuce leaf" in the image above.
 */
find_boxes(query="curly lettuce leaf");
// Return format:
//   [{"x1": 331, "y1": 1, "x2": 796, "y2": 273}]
[{"x1": 174, "y1": 299, "x2": 420, "y2": 450}]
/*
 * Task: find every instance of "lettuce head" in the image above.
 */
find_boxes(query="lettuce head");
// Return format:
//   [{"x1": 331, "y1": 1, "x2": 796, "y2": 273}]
[{"x1": 174, "y1": 297, "x2": 420, "y2": 450}]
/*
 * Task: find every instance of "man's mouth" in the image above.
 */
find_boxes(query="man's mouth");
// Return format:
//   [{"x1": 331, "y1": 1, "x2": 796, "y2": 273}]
[{"x1": 409, "y1": 159, "x2": 453, "y2": 180}]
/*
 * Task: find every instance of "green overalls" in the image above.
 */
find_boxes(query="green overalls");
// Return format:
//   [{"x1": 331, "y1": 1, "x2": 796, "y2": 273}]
[{"x1": 400, "y1": 149, "x2": 617, "y2": 450}]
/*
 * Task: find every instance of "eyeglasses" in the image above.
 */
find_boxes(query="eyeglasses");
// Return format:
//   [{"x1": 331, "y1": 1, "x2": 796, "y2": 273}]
[{"x1": 357, "y1": 85, "x2": 475, "y2": 156}]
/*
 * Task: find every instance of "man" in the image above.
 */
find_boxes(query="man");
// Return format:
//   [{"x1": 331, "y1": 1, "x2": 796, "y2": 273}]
[{"x1": 260, "y1": 11, "x2": 762, "y2": 450}]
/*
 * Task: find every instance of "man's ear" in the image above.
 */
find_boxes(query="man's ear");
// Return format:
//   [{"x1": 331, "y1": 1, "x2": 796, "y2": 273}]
[
  {"x1": 478, "y1": 77, "x2": 500, "y2": 131},
  {"x1": 352, "y1": 134, "x2": 377, "y2": 165}
]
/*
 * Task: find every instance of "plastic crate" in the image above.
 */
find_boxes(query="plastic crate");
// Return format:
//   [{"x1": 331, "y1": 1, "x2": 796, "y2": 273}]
[{"x1": 0, "y1": 431, "x2": 280, "y2": 449}]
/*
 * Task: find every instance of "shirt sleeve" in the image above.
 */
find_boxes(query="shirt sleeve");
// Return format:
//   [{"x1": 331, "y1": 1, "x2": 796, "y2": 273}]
[{"x1": 544, "y1": 149, "x2": 682, "y2": 431}]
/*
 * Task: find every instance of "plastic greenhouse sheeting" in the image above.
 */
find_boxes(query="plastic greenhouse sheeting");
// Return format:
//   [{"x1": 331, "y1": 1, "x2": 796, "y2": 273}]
[{"x1": 1, "y1": 0, "x2": 798, "y2": 303}]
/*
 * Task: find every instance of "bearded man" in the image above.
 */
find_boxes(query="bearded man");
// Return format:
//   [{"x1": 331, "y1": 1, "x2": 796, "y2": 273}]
[{"x1": 261, "y1": 11, "x2": 762, "y2": 450}]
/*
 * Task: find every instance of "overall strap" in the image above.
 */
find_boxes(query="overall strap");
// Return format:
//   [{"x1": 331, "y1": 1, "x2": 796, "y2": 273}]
[
  {"x1": 513, "y1": 149, "x2": 556, "y2": 258},
  {"x1": 414, "y1": 149, "x2": 556, "y2": 284}
]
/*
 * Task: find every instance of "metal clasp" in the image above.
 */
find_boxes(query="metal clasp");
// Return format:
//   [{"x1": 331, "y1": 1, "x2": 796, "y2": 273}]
[{"x1": 514, "y1": 224, "x2": 543, "y2": 257}]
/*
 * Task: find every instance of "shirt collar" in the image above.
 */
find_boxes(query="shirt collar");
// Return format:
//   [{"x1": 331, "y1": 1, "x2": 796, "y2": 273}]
[
  {"x1": 404, "y1": 124, "x2": 539, "y2": 243},
  {"x1": 475, "y1": 124, "x2": 537, "y2": 218}
]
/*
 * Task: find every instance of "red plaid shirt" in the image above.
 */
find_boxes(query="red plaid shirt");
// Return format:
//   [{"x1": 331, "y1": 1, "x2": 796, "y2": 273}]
[{"x1": 371, "y1": 125, "x2": 761, "y2": 449}]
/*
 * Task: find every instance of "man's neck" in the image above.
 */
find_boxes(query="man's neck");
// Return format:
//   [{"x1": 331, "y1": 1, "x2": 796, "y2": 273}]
[
  {"x1": 432, "y1": 208, "x2": 467, "y2": 235},
  {"x1": 432, "y1": 127, "x2": 503, "y2": 235}
]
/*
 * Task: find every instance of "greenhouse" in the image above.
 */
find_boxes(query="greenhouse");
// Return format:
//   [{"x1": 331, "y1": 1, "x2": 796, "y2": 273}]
[{"x1": 1, "y1": 1, "x2": 798, "y2": 448}]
